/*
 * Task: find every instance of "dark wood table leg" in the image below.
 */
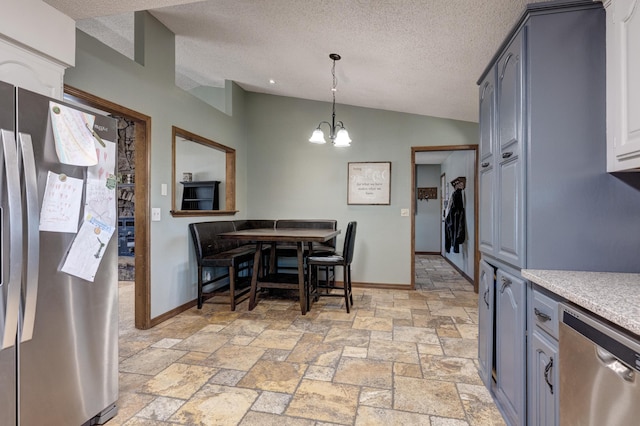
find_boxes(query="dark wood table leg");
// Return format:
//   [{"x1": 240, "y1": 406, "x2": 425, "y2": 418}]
[
  {"x1": 306, "y1": 241, "x2": 313, "y2": 312},
  {"x1": 249, "y1": 242, "x2": 263, "y2": 310},
  {"x1": 297, "y1": 242, "x2": 306, "y2": 315},
  {"x1": 269, "y1": 242, "x2": 276, "y2": 274}
]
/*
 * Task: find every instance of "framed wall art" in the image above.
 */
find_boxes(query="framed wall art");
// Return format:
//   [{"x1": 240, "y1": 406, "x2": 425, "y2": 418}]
[
  {"x1": 347, "y1": 162, "x2": 391, "y2": 205},
  {"x1": 417, "y1": 187, "x2": 437, "y2": 201}
]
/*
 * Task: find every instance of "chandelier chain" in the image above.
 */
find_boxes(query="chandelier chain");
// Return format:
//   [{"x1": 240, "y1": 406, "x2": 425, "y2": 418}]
[{"x1": 332, "y1": 59, "x2": 337, "y2": 105}]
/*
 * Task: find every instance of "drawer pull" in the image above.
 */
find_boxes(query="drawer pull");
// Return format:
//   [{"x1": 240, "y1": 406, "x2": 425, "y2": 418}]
[
  {"x1": 544, "y1": 357, "x2": 554, "y2": 394},
  {"x1": 534, "y1": 308, "x2": 552, "y2": 322},
  {"x1": 481, "y1": 161, "x2": 490, "y2": 168},
  {"x1": 502, "y1": 151, "x2": 513, "y2": 159}
]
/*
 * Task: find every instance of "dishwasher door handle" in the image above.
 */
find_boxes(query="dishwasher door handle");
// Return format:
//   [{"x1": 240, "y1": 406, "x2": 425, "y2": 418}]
[{"x1": 596, "y1": 347, "x2": 635, "y2": 383}]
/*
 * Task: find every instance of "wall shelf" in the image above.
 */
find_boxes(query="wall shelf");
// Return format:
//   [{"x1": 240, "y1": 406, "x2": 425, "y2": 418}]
[{"x1": 180, "y1": 180, "x2": 220, "y2": 211}]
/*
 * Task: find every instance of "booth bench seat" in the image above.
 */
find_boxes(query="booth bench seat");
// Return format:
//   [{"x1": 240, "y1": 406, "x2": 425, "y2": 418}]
[{"x1": 188, "y1": 220, "x2": 275, "y2": 311}]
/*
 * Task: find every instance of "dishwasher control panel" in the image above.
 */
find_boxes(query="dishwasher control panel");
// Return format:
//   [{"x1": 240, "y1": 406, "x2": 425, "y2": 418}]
[{"x1": 560, "y1": 304, "x2": 640, "y2": 372}]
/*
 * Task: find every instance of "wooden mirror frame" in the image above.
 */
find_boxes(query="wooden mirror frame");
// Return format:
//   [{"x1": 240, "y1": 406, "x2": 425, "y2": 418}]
[{"x1": 170, "y1": 126, "x2": 237, "y2": 216}]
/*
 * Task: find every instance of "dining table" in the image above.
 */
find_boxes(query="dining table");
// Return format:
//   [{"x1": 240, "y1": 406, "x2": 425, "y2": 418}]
[{"x1": 219, "y1": 228, "x2": 341, "y2": 314}]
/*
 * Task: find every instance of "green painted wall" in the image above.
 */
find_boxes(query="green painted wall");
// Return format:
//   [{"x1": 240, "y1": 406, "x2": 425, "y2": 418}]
[
  {"x1": 64, "y1": 13, "x2": 250, "y2": 318},
  {"x1": 245, "y1": 93, "x2": 477, "y2": 286}
]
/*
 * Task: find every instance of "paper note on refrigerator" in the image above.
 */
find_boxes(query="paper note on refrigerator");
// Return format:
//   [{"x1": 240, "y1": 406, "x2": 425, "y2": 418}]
[
  {"x1": 61, "y1": 215, "x2": 115, "y2": 282},
  {"x1": 39, "y1": 171, "x2": 84, "y2": 233},
  {"x1": 49, "y1": 101, "x2": 98, "y2": 166},
  {"x1": 84, "y1": 138, "x2": 117, "y2": 227}
]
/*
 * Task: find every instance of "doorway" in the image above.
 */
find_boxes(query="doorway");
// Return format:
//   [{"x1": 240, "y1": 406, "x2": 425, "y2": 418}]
[
  {"x1": 64, "y1": 85, "x2": 152, "y2": 329},
  {"x1": 411, "y1": 145, "x2": 479, "y2": 292}
]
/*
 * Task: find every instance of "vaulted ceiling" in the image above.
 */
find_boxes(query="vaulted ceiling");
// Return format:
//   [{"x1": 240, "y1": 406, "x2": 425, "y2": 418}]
[{"x1": 45, "y1": 0, "x2": 550, "y2": 123}]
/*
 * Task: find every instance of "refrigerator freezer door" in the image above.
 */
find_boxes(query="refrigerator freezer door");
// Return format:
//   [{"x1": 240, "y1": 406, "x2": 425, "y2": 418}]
[{"x1": 16, "y1": 88, "x2": 119, "y2": 425}]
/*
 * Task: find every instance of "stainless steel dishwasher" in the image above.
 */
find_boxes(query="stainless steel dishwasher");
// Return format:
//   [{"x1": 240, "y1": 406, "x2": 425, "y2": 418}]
[{"x1": 559, "y1": 303, "x2": 640, "y2": 425}]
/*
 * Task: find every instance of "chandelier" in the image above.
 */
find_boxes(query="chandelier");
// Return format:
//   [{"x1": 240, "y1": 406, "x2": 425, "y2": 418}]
[{"x1": 309, "y1": 53, "x2": 352, "y2": 147}]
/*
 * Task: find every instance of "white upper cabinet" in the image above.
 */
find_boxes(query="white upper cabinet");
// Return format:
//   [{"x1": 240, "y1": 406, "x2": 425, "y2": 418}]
[
  {"x1": 0, "y1": 0, "x2": 75, "y2": 99},
  {"x1": 605, "y1": 0, "x2": 640, "y2": 171}
]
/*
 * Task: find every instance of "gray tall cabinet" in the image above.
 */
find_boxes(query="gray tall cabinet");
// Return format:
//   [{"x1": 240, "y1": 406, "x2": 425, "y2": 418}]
[{"x1": 477, "y1": 1, "x2": 640, "y2": 425}]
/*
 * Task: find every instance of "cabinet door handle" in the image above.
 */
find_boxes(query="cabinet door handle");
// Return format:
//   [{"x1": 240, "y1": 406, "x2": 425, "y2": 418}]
[
  {"x1": 500, "y1": 276, "x2": 511, "y2": 293},
  {"x1": 534, "y1": 308, "x2": 552, "y2": 322},
  {"x1": 501, "y1": 151, "x2": 513, "y2": 159},
  {"x1": 483, "y1": 289, "x2": 490, "y2": 309},
  {"x1": 481, "y1": 161, "x2": 490, "y2": 168},
  {"x1": 544, "y1": 357, "x2": 554, "y2": 395}
]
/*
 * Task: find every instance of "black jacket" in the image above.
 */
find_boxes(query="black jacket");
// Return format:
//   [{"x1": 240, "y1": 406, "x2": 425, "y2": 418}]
[{"x1": 445, "y1": 188, "x2": 466, "y2": 253}]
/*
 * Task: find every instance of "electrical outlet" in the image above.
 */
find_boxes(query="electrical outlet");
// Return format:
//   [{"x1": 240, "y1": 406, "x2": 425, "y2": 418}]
[
  {"x1": 151, "y1": 208, "x2": 161, "y2": 221},
  {"x1": 401, "y1": 208, "x2": 409, "y2": 216}
]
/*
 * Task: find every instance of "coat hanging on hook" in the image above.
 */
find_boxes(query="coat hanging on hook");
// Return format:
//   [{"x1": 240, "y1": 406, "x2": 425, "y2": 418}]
[{"x1": 445, "y1": 179, "x2": 466, "y2": 253}]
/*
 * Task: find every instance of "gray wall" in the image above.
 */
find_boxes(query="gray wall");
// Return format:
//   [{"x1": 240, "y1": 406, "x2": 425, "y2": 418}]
[
  {"x1": 415, "y1": 165, "x2": 442, "y2": 252},
  {"x1": 65, "y1": 13, "x2": 478, "y2": 318},
  {"x1": 441, "y1": 150, "x2": 476, "y2": 278}
]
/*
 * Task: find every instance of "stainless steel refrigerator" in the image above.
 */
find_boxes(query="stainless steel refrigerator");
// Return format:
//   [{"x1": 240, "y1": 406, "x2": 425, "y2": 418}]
[{"x1": 0, "y1": 80, "x2": 118, "y2": 425}]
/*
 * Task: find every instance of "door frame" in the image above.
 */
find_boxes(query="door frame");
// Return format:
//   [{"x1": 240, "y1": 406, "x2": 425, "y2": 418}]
[
  {"x1": 64, "y1": 85, "x2": 152, "y2": 329},
  {"x1": 411, "y1": 145, "x2": 479, "y2": 292}
]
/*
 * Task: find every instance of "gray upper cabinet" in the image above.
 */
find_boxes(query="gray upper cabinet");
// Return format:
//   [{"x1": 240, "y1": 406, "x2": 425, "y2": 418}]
[
  {"x1": 496, "y1": 31, "x2": 524, "y2": 267},
  {"x1": 479, "y1": 29, "x2": 525, "y2": 268},
  {"x1": 478, "y1": 0, "x2": 640, "y2": 274},
  {"x1": 478, "y1": 71, "x2": 496, "y2": 254}
]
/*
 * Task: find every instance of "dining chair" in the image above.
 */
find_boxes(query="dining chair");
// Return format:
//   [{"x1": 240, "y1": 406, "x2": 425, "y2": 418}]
[{"x1": 307, "y1": 221, "x2": 357, "y2": 313}]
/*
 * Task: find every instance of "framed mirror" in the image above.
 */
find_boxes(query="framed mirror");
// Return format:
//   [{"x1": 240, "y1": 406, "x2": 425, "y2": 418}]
[{"x1": 170, "y1": 126, "x2": 237, "y2": 216}]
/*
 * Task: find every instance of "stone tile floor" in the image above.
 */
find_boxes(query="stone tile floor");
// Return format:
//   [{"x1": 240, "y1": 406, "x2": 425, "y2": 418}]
[{"x1": 114, "y1": 255, "x2": 505, "y2": 425}]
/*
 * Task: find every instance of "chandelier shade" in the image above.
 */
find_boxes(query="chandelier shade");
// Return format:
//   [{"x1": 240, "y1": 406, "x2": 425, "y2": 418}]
[
  {"x1": 309, "y1": 53, "x2": 351, "y2": 147},
  {"x1": 309, "y1": 127, "x2": 327, "y2": 144}
]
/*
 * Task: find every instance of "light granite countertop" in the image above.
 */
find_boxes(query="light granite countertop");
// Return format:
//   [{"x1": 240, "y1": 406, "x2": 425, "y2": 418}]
[{"x1": 521, "y1": 269, "x2": 640, "y2": 337}]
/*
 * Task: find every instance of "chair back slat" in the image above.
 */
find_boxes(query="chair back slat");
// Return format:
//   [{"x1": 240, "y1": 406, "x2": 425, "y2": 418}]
[{"x1": 342, "y1": 221, "x2": 357, "y2": 264}]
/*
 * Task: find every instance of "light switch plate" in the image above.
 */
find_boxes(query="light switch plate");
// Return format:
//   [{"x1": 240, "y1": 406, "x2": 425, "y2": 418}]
[
  {"x1": 151, "y1": 208, "x2": 161, "y2": 221},
  {"x1": 401, "y1": 208, "x2": 409, "y2": 216},
  {"x1": 161, "y1": 183, "x2": 167, "y2": 196}
]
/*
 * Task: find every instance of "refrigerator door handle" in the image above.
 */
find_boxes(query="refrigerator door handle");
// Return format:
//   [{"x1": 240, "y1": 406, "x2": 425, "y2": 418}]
[
  {"x1": 18, "y1": 133, "x2": 39, "y2": 342},
  {"x1": 1, "y1": 129, "x2": 24, "y2": 350}
]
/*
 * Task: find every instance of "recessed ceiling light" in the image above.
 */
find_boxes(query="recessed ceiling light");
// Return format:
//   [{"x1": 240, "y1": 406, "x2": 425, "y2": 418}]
[{"x1": 269, "y1": 79, "x2": 276, "y2": 85}]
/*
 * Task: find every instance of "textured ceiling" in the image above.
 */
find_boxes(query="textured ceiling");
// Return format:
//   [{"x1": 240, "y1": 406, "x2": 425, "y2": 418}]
[{"x1": 44, "y1": 0, "x2": 551, "y2": 123}]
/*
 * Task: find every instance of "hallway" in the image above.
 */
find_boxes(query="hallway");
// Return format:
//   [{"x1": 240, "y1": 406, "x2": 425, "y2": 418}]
[
  {"x1": 415, "y1": 254, "x2": 473, "y2": 292},
  {"x1": 114, "y1": 255, "x2": 504, "y2": 425}
]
